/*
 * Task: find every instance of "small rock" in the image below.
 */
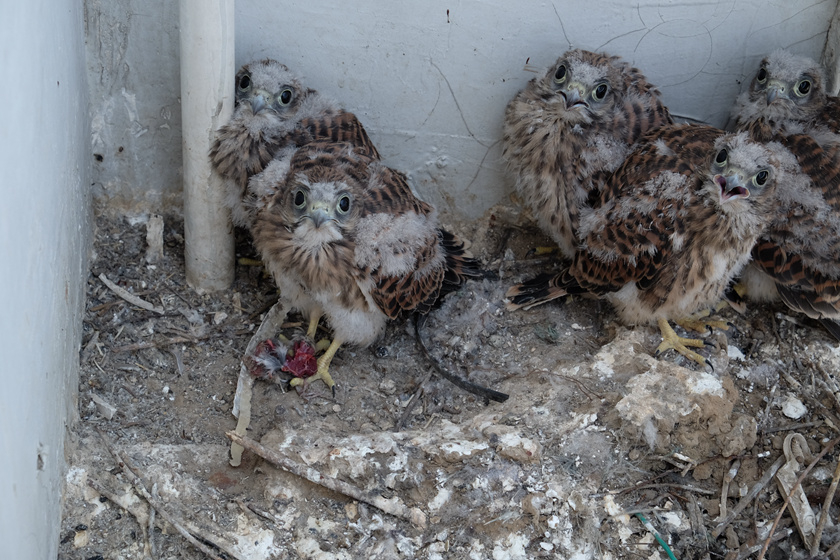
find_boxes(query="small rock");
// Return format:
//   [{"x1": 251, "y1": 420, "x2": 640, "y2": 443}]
[
  {"x1": 379, "y1": 379, "x2": 396, "y2": 395},
  {"x1": 782, "y1": 395, "x2": 807, "y2": 419}
]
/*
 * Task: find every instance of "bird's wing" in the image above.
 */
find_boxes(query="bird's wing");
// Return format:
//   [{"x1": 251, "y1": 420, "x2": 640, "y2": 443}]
[{"x1": 295, "y1": 110, "x2": 381, "y2": 159}]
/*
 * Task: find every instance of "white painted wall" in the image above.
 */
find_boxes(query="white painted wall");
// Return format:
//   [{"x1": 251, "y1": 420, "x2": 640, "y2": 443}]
[
  {"x1": 86, "y1": 0, "x2": 182, "y2": 213},
  {"x1": 235, "y1": 0, "x2": 836, "y2": 219},
  {"x1": 0, "y1": 2, "x2": 91, "y2": 558},
  {"x1": 85, "y1": 0, "x2": 837, "y2": 220}
]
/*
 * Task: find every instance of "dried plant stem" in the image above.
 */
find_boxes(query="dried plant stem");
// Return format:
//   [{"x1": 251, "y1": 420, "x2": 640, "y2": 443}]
[
  {"x1": 98, "y1": 273, "x2": 165, "y2": 314},
  {"x1": 811, "y1": 457, "x2": 840, "y2": 557},
  {"x1": 711, "y1": 454, "x2": 786, "y2": 539},
  {"x1": 95, "y1": 430, "x2": 242, "y2": 560},
  {"x1": 756, "y1": 436, "x2": 840, "y2": 560},
  {"x1": 226, "y1": 430, "x2": 427, "y2": 528}
]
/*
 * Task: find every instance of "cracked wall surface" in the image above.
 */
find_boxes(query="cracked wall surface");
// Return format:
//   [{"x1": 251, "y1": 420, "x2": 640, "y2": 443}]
[{"x1": 87, "y1": 0, "x2": 836, "y2": 218}]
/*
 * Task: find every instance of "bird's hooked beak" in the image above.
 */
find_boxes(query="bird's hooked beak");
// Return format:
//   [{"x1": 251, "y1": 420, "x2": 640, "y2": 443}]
[
  {"x1": 249, "y1": 91, "x2": 268, "y2": 114},
  {"x1": 561, "y1": 83, "x2": 587, "y2": 109},
  {"x1": 715, "y1": 172, "x2": 750, "y2": 202},
  {"x1": 308, "y1": 200, "x2": 334, "y2": 228},
  {"x1": 765, "y1": 80, "x2": 786, "y2": 104}
]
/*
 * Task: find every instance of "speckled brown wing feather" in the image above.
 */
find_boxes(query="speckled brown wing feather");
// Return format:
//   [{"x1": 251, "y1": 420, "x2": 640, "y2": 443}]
[
  {"x1": 210, "y1": 120, "x2": 287, "y2": 191},
  {"x1": 750, "y1": 133, "x2": 840, "y2": 336},
  {"x1": 294, "y1": 111, "x2": 381, "y2": 160},
  {"x1": 357, "y1": 160, "x2": 480, "y2": 319},
  {"x1": 502, "y1": 49, "x2": 673, "y2": 257},
  {"x1": 571, "y1": 127, "x2": 725, "y2": 299},
  {"x1": 212, "y1": 110, "x2": 378, "y2": 193},
  {"x1": 508, "y1": 124, "x2": 725, "y2": 311}
]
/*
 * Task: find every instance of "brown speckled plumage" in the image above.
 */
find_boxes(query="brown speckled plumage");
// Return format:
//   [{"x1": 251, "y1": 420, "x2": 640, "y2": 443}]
[
  {"x1": 251, "y1": 141, "x2": 479, "y2": 351},
  {"x1": 507, "y1": 125, "x2": 787, "y2": 329},
  {"x1": 502, "y1": 49, "x2": 673, "y2": 257},
  {"x1": 732, "y1": 49, "x2": 840, "y2": 143},
  {"x1": 732, "y1": 51, "x2": 840, "y2": 339},
  {"x1": 209, "y1": 59, "x2": 378, "y2": 228}
]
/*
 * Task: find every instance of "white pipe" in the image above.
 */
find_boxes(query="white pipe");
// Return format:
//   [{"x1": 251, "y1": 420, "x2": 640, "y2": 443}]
[{"x1": 179, "y1": 0, "x2": 235, "y2": 292}]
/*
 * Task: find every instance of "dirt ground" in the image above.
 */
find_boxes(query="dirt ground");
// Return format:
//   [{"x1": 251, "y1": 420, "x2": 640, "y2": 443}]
[{"x1": 59, "y1": 207, "x2": 840, "y2": 560}]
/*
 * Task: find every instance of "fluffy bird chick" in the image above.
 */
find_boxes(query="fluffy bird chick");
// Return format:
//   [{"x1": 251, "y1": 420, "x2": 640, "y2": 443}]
[
  {"x1": 732, "y1": 49, "x2": 840, "y2": 142},
  {"x1": 731, "y1": 50, "x2": 840, "y2": 339},
  {"x1": 209, "y1": 59, "x2": 378, "y2": 228},
  {"x1": 739, "y1": 133, "x2": 840, "y2": 339},
  {"x1": 507, "y1": 125, "x2": 788, "y2": 367},
  {"x1": 502, "y1": 49, "x2": 672, "y2": 257},
  {"x1": 251, "y1": 141, "x2": 480, "y2": 390}
]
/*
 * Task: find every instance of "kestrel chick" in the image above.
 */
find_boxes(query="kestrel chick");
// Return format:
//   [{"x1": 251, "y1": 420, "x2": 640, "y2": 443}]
[
  {"x1": 732, "y1": 49, "x2": 840, "y2": 142},
  {"x1": 251, "y1": 141, "x2": 480, "y2": 390},
  {"x1": 502, "y1": 49, "x2": 672, "y2": 257},
  {"x1": 731, "y1": 50, "x2": 840, "y2": 339},
  {"x1": 507, "y1": 125, "x2": 789, "y2": 366},
  {"x1": 210, "y1": 59, "x2": 378, "y2": 228},
  {"x1": 740, "y1": 133, "x2": 840, "y2": 339}
]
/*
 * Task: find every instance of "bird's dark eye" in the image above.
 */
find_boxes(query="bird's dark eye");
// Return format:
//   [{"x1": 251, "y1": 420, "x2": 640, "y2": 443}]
[
  {"x1": 237, "y1": 74, "x2": 251, "y2": 91},
  {"x1": 337, "y1": 195, "x2": 351, "y2": 214},
  {"x1": 756, "y1": 67, "x2": 767, "y2": 84},
  {"x1": 795, "y1": 79, "x2": 811, "y2": 97},
  {"x1": 554, "y1": 64, "x2": 567, "y2": 84},
  {"x1": 278, "y1": 88, "x2": 294, "y2": 105},
  {"x1": 294, "y1": 190, "x2": 306, "y2": 208},
  {"x1": 754, "y1": 170, "x2": 769, "y2": 186},
  {"x1": 715, "y1": 149, "x2": 728, "y2": 165},
  {"x1": 593, "y1": 83, "x2": 609, "y2": 101}
]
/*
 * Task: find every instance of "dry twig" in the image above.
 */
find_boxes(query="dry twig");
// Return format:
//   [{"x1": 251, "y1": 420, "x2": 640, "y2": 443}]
[
  {"x1": 756, "y1": 436, "x2": 840, "y2": 560},
  {"x1": 226, "y1": 430, "x2": 427, "y2": 528},
  {"x1": 86, "y1": 477, "x2": 152, "y2": 557},
  {"x1": 395, "y1": 368, "x2": 434, "y2": 431},
  {"x1": 98, "y1": 273, "x2": 165, "y2": 314},
  {"x1": 712, "y1": 454, "x2": 786, "y2": 539},
  {"x1": 812, "y1": 456, "x2": 840, "y2": 557},
  {"x1": 95, "y1": 430, "x2": 241, "y2": 560}
]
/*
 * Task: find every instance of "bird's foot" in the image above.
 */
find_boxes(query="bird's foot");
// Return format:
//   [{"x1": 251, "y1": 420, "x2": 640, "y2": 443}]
[
  {"x1": 289, "y1": 355, "x2": 335, "y2": 391},
  {"x1": 676, "y1": 309, "x2": 733, "y2": 333},
  {"x1": 289, "y1": 337, "x2": 342, "y2": 395},
  {"x1": 314, "y1": 338, "x2": 332, "y2": 353},
  {"x1": 655, "y1": 318, "x2": 713, "y2": 370}
]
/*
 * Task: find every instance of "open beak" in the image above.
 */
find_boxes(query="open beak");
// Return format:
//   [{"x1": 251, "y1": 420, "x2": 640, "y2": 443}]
[
  {"x1": 561, "y1": 84, "x2": 587, "y2": 109},
  {"x1": 716, "y1": 173, "x2": 749, "y2": 202}
]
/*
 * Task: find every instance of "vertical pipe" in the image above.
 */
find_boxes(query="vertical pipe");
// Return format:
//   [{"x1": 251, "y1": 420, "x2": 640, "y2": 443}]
[{"x1": 180, "y1": 0, "x2": 235, "y2": 292}]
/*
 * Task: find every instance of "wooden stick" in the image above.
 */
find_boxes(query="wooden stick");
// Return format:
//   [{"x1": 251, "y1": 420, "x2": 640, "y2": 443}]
[
  {"x1": 99, "y1": 273, "x2": 165, "y2": 314},
  {"x1": 395, "y1": 369, "x2": 433, "y2": 432},
  {"x1": 756, "y1": 436, "x2": 840, "y2": 560},
  {"x1": 87, "y1": 477, "x2": 152, "y2": 557},
  {"x1": 812, "y1": 457, "x2": 840, "y2": 557},
  {"x1": 711, "y1": 454, "x2": 786, "y2": 539},
  {"x1": 226, "y1": 430, "x2": 427, "y2": 528},
  {"x1": 95, "y1": 430, "x2": 242, "y2": 560}
]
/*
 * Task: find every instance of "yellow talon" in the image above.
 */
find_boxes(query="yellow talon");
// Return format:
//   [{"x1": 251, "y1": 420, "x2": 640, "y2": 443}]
[
  {"x1": 655, "y1": 318, "x2": 711, "y2": 368},
  {"x1": 676, "y1": 309, "x2": 731, "y2": 333}
]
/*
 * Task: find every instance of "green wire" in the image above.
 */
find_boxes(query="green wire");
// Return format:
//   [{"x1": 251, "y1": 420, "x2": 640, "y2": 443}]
[{"x1": 635, "y1": 513, "x2": 678, "y2": 560}]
